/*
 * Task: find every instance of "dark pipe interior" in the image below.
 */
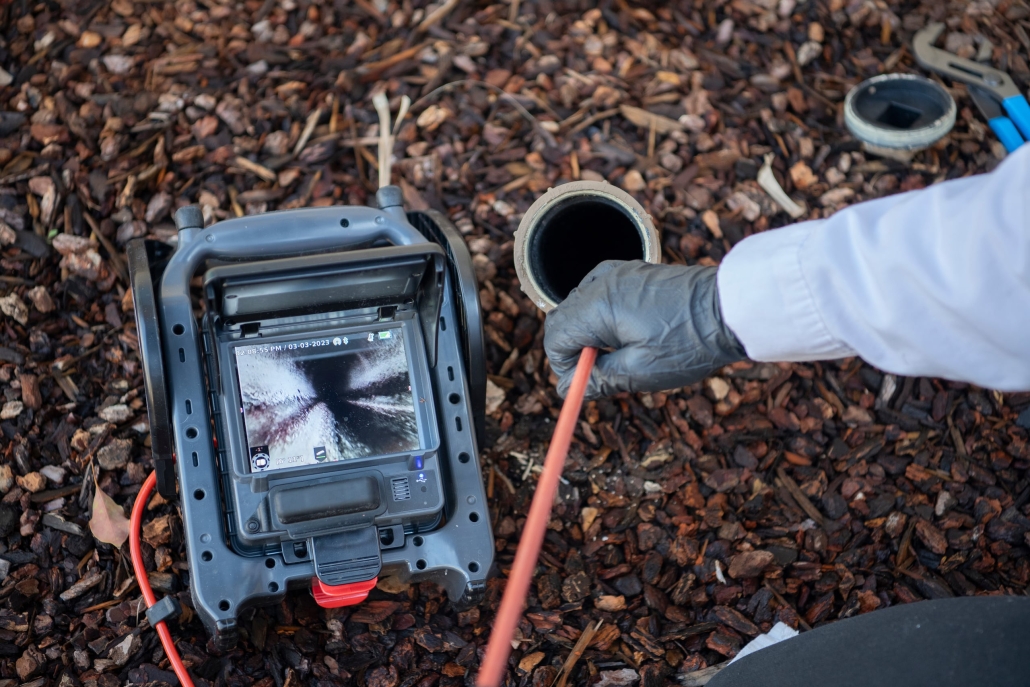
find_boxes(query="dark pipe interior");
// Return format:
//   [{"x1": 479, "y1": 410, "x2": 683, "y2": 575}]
[
  {"x1": 853, "y1": 80, "x2": 950, "y2": 131},
  {"x1": 527, "y1": 195, "x2": 645, "y2": 305}
]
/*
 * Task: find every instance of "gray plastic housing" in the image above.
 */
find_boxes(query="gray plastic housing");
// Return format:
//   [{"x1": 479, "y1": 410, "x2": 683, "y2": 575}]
[{"x1": 155, "y1": 194, "x2": 493, "y2": 648}]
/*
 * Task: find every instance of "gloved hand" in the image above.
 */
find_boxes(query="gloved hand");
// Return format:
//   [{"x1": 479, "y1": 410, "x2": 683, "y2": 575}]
[{"x1": 544, "y1": 260, "x2": 748, "y2": 399}]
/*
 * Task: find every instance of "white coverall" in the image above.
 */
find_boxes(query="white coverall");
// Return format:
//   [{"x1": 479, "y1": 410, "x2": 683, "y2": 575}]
[{"x1": 717, "y1": 143, "x2": 1030, "y2": 391}]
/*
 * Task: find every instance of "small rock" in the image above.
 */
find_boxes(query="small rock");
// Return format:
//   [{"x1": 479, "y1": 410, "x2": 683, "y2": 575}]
[
  {"x1": 797, "y1": 40, "x2": 822, "y2": 66},
  {"x1": 0, "y1": 557, "x2": 10, "y2": 581},
  {"x1": 820, "y1": 187, "x2": 855, "y2": 207},
  {"x1": 116, "y1": 220, "x2": 147, "y2": 244},
  {"x1": 790, "y1": 161, "x2": 817, "y2": 190},
  {"x1": 621, "y1": 169, "x2": 646, "y2": 193},
  {"x1": 728, "y1": 550, "x2": 775, "y2": 579},
  {"x1": 107, "y1": 634, "x2": 140, "y2": 667},
  {"x1": 935, "y1": 490, "x2": 956, "y2": 517},
  {"x1": 40, "y1": 465, "x2": 66, "y2": 485},
  {"x1": 0, "y1": 400, "x2": 23, "y2": 420},
  {"x1": 595, "y1": 595, "x2": 626, "y2": 612},
  {"x1": 194, "y1": 93, "x2": 217, "y2": 110},
  {"x1": 77, "y1": 30, "x2": 102, "y2": 47},
  {"x1": 102, "y1": 54, "x2": 135, "y2": 74},
  {"x1": 17, "y1": 472, "x2": 47, "y2": 493},
  {"x1": 701, "y1": 209, "x2": 722, "y2": 238},
  {"x1": 52, "y1": 233, "x2": 92, "y2": 255},
  {"x1": 485, "y1": 379, "x2": 505, "y2": 415},
  {"x1": 0, "y1": 66, "x2": 12, "y2": 88},
  {"x1": 842, "y1": 405, "x2": 874, "y2": 425},
  {"x1": 263, "y1": 130, "x2": 290, "y2": 156},
  {"x1": 0, "y1": 464, "x2": 13, "y2": 493},
  {"x1": 706, "y1": 377, "x2": 731, "y2": 401},
  {"x1": 25, "y1": 285, "x2": 55, "y2": 313},
  {"x1": 0, "y1": 293, "x2": 29, "y2": 325},
  {"x1": 0, "y1": 220, "x2": 15, "y2": 245},
  {"x1": 727, "y1": 191, "x2": 762, "y2": 221},
  {"x1": 145, "y1": 192, "x2": 173, "y2": 223},
  {"x1": 596, "y1": 668, "x2": 639, "y2": 687},
  {"x1": 99, "y1": 404, "x2": 133, "y2": 423},
  {"x1": 97, "y1": 438, "x2": 133, "y2": 470}
]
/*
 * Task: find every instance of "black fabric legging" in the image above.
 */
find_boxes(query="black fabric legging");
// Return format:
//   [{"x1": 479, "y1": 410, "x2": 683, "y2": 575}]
[{"x1": 708, "y1": 596, "x2": 1030, "y2": 687}]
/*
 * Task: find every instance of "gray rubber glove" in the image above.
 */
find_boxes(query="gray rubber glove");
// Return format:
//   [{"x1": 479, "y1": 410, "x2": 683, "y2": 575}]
[{"x1": 544, "y1": 260, "x2": 748, "y2": 399}]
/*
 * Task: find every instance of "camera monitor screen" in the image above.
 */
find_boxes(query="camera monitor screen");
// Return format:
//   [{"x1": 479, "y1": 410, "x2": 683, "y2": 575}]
[{"x1": 234, "y1": 328, "x2": 420, "y2": 473}]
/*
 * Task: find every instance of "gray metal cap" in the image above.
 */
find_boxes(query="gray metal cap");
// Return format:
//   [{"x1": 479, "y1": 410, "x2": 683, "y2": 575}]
[{"x1": 844, "y1": 73, "x2": 956, "y2": 151}]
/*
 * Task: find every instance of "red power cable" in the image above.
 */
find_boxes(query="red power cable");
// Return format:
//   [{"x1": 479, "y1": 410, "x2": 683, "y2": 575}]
[
  {"x1": 130, "y1": 471, "x2": 196, "y2": 687},
  {"x1": 477, "y1": 347, "x2": 597, "y2": 687}
]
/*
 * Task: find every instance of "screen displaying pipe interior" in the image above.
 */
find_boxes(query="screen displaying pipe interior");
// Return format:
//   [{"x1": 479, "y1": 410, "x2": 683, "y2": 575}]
[
  {"x1": 527, "y1": 195, "x2": 645, "y2": 304},
  {"x1": 234, "y1": 329, "x2": 420, "y2": 473}
]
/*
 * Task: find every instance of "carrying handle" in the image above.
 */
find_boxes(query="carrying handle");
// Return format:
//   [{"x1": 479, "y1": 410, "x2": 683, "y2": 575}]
[{"x1": 163, "y1": 203, "x2": 425, "y2": 295}]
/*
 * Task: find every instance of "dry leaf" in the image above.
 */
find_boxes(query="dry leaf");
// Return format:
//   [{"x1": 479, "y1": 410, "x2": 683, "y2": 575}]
[{"x1": 90, "y1": 486, "x2": 131, "y2": 547}]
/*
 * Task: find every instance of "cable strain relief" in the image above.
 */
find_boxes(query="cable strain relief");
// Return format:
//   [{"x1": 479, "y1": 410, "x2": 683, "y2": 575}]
[{"x1": 146, "y1": 595, "x2": 182, "y2": 627}]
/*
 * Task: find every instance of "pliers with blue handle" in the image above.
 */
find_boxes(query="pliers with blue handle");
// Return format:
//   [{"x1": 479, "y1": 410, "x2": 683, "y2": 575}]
[{"x1": 914, "y1": 22, "x2": 1030, "y2": 153}]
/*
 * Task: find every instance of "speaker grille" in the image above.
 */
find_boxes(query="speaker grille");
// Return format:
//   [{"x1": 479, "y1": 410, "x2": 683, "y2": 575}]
[{"x1": 391, "y1": 477, "x2": 411, "y2": 501}]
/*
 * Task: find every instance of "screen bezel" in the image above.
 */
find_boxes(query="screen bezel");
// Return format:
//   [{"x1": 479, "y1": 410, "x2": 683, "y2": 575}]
[{"x1": 217, "y1": 315, "x2": 440, "y2": 485}]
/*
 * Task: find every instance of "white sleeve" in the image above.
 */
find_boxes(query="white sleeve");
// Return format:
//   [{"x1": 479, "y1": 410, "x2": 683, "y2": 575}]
[{"x1": 717, "y1": 143, "x2": 1030, "y2": 391}]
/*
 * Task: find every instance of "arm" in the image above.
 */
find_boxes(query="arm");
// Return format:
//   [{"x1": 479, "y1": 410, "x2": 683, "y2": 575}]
[
  {"x1": 719, "y1": 143, "x2": 1030, "y2": 391},
  {"x1": 545, "y1": 145, "x2": 1030, "y2": 397}
]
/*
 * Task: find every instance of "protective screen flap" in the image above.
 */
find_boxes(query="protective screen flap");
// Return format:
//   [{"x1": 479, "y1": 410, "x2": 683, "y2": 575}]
[
  {"x1": 126, "y1": 239, "x2": 178, "y2": 498},
  {"x1": 234, "y1": 326, "x2": 420, "y2": 473}
]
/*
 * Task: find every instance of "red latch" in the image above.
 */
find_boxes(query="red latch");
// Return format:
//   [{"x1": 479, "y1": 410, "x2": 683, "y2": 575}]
[{"x1": 312, "y1": 577, "x2": 377, "y2": 608}]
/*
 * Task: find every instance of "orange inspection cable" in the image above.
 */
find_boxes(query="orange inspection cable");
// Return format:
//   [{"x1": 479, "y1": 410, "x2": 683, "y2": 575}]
[
  {"x1": 477, "y1": 346, "x2": 597, "y2": 687},
  {"x1": 130, "y1": 471, "x2": 196, "y2": 687}
]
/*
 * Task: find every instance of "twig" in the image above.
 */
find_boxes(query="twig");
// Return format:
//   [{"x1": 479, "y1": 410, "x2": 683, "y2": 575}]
[
  {"x1": 492, "y1": 465, "x2": 515, "y2": 494},
  {"x1": 0, "y1": 163, "x2": 50, "y2": 186},
  {"x1": 372, "y1": 91, "x2": 393, "y2": 188},
  {"x1": 392, "y1": 95, "x2": 412, "y2": 136},
  {"x1": 896, "y1": 518, "x2": 917, "y2": 571},
  {"x1": 554, "y1": 620, "x2": 601, "y2": 687},
  {"x1": 82, "y1": 212, "x2": 128, "y2": 285},
  {"x1": 232, "y1": 156, "x2": 277, "y2": 183},
  {"x1": 409, "y1": 80, "x2": 557, "y2": 147},
  {"x1": 758, "y1": 153, "x2": 806, "y2": 219},
  {"x1": 775, "y1": 467, "x2": 826, "y2": 527},
  {"x1": 567, "y1": 108, "x2": 620, "y2": 136},
  {"x1": 417, "y1": 0, "x2": 461, "y2": 32},
  {"x1": 293, "y1": 106, "x2": 322, "y2": 157},
  {"x1": 763, "y1": 581, "x2": 812, "y2": 632}
]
